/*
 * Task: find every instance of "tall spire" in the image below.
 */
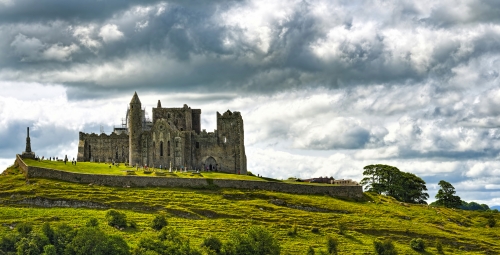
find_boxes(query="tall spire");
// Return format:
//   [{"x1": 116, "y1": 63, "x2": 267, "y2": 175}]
[
  {"x1": 22, "y1": 127, "x2": 35, "y2": 159},
  {"x1": 157, "y1": 100, "x2": 162, "y2": 108},
  {"x1": 25, "y1": 127, "x2": 32, "y2": 153},
  {"x1": 130, "y1": 91, "x2": 141, "y2": 104}
]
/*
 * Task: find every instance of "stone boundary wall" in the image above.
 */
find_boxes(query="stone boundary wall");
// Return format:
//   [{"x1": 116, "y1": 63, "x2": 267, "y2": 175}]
[
  {"x1": 15, "y1": 156, "x2": 363, "y2": 198},
  {"x1": 15, "y1": 154, "x2": 28, "y2": 178}
]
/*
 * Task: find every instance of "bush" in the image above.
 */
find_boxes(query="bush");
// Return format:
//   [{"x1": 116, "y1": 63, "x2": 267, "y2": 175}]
[
  {"x1": 307, "y1": 246, "x2": 315, "y2": 255},
  {"x1": 287, "y1": 224, "x2": 298, "y2": 236},
  {"x1": 374, "y1": 240, "x2": 397, "y2": 255},
  {"x1": 151, "y1": 215, "x2": 168, "y2": 231},
  {"x1": 16, "y1": 232, "x2": 50, "y2": 255},
  {"x1": 42, "y1": 244, "x2": 57, "y2": 255},
  {"x1": 66, "y1": 227, "x2": 130, "y2": 255},
  {"x1": 326, "y1": 236, "x2": 338, "y2": 255},
  {"x1": 201, "y1": 236, "x2": 222, "y2": 253},
  {"x1": 337, "y1": 222, "x2": 346, "y2": 235},
  {"x1": 105, "y1": 210, "x2": 127, "y2": 228},
  {"x1": 311, "y1": 227, "x2": 320, "y2": 234},
  {"x1": 410, "y1": 238, "x2": 425, "y2": 251},
  {"x1": 128, "y1": 220, "x2": 138, "y2": 229},
  {"x1": 0, "y1": 234, "x2": 17, "y2": 253},
  {"x1": 487, "y1": 216, "x2": 496, "y2": 228},
  {"x1": 16, "y1": 222, "x2": 33, "y2": 237},
  {"x1": 223, "y1": 226, "x2": 280, "y2": 255},
  {"x1": 86, "y1": 218, "x2": 99, "y2": 227},
  {"x1": 436, "y1": 241, "x2": 444, "y2": 254}
]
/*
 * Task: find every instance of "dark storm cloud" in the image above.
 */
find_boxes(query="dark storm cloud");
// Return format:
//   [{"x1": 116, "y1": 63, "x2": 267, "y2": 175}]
[{"x1": 3, "y1": 0, "x2": 500, "y2": 100}]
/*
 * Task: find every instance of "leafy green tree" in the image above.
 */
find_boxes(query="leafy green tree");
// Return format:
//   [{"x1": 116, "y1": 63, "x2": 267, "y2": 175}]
[
  {"x1": 53, "y1": 223, "x2": 77, "y2": 255},
  {"x1": 16, "y1": 232, "x2": 50, "y2": 255},
  {"x1": 361, "y1": 164, "x2": 428, "y2": 204},
  {"x1": 151, "y1": 215, "x2": 168, "y2": 231},
  {"x1": 0, "y1": 234, "x2": 17, "y2": 253},
  {"x1": 223, "y1": 226, "x2": 280, "y2": 255},
  {"x1": 42, "y1": 245, "x2": 57, "y2": 255},
  {"x1": 66, "y1": 227, "x2": 130, "y2": 255},
  {"x1": 410, "y1": 238, "x2": 425, "y2": 251},
  {"x1": 15, "y1": 222, "x2": 33, "y2": 237},
  {"x1": 435, "y1": 180, "x2": 461, "y2": 208},
  {"x1": 201, "y1": 236, "x2": 222, "y2": 254},
  {"x1": 374, "y1": 240, "x2": 397, "y2": 255},
  {"x1": 106, "y1": 209, "x2": 128, "y2": 228},
  {"x1": 42, "y1": 222, "x2": 55, "y2": 244}
]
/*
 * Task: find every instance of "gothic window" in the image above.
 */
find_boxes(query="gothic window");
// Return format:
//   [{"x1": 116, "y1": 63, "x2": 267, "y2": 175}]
[
  {"x1": 167, "y1": 141, "x2": 170, "y2": 156},
  {"x1": 168, "y1": 113, "x2": 170, "y2": 118},
  {"x1": 176, "y1": 141, "x2": 179, "y2": 147},
  {"x1": 88, "y1": 145, "x2": 92, "y2": 159},
  {"x1": 160, "y1": 141, "x2": 164, "y2": 157},
  {"x1": 196, "y1": 142, "x2": 199, "y2": 149}
]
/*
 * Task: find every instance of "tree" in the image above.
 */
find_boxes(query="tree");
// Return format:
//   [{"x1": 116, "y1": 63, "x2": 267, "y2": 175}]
[
  {"x1": 223, "y1": 226, "x2": 280, "y2": 255},
  {"x1": 66, "y1": 227, "x2": 130, "y2": 255},
  {"x1": 361, "y1": 164, "x2": 428, "y2": 204},
  {"x1": 435, "y1": 180, "x2": 461, "y2": 208},
  {"x1": 151, "y1": 215, "x2": 168, "y2": 231},
  {"x1": 105, "y1": 210, "x2": 128, "y2": 228}
]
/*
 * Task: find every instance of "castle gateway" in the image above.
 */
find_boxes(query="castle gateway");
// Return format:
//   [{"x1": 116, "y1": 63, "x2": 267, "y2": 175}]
[{"x1": 77, "y1": 92, "x2": 247, "y2": 174}]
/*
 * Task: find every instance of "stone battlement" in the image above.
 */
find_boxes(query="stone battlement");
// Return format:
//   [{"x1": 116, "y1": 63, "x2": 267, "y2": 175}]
[{"x1": 15, "y1": 156, "x2": 363, "y2": 199}]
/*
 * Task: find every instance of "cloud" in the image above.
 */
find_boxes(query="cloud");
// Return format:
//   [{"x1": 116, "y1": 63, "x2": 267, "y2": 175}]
[
  {"x1": 99, "y1": 24, "x2": 124, "y2": 43},
  {"x1": 2, "y1": 0, "x2": 500, "y2": 206}
]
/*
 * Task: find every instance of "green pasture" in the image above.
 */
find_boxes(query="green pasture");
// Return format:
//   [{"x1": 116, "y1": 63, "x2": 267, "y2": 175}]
[{"x1": 0, "y1": 165, "x2": 498, "y2": 254}]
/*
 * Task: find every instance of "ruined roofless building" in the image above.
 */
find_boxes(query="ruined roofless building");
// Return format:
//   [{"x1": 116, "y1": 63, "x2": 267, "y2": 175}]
[{"x1": 77, "y1": 92, "x2": 247, "y2": 174}]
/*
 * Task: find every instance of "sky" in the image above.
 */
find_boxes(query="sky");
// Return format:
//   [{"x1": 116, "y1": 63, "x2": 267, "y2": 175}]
[{"x1": 1, "y1": 0, "x2": 500, "y2": 206}]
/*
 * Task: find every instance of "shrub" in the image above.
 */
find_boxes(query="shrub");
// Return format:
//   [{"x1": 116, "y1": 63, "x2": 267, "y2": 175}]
[
  {"x1": 66, "y1": 227, "x2": 130, "y2": 255},
  {"x1": 16, "y1": 232, "x2": 50, "y2": 255},
  {"x1": 128, "y1": 220, "x2": 138, "y2": 229},
  {"x1": 374, "y1": 240, "x2": 397, "y2": 255},
  {"x1": 105, "y1": 210, "x2": 127, "y2": 228},
  {"x1": 337, "y1": 222, "x2": 346, "y2": 235},
  {"x1": 311, "y1": 227, "x2": 320, "y2": 234},
  {"x1": 307, "y1": 246, "x2": 315, "y2": 255},
  {"x1": 0, "y1": 235, "x2": 17, "y2": 253},
  {"x1": 16, "y1": 222, "x2": 33, "y2": 237},
  {"x1": 201, "y1": 236, "x2": 222, "y2": 253},
  {"x1": 410, "y1": 238, "x2": 425, "y2": 251},
  {"x1": 42, "y1": 244, "x2": 57, "y2": 255},
  {"x1": 42, "y1": 222, "x2": 55, "y2": 244},
  {"x1": 223, "y1": 226, "x2": 280, "y2": 255},
  {"x1": 436, "y1": 241, "x2": 444, "y2": 254},
  {"x1": 287, "y1": 224, "x2": 298, "y2": 236},
  {"x1": 151, "y1": 215, "x2": 168, "y2": 231},
  {"x1": 487, "y1": 216, "x2": 496, "y2": 228},
  {"x1": 326, "y1": 236, "x2": 338, "y2": 255},
  {"x1": 86, "y1": 217, "x2": 99, "y2": 227}
]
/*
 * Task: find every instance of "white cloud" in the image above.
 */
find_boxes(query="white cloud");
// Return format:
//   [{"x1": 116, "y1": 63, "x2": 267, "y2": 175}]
[{"x1": 98, "y1": 24, "x2": 124, "y2": 43}]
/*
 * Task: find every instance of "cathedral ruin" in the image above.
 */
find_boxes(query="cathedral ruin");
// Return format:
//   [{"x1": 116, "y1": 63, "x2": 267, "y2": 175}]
[{"x1": 77, "y1": 92, "x2": 247, "y2": 174}]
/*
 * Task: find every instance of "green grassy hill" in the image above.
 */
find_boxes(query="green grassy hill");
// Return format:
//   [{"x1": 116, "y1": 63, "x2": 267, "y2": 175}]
[{"x1": 0, "y1": 164, "x2": 498, "y2": 254}]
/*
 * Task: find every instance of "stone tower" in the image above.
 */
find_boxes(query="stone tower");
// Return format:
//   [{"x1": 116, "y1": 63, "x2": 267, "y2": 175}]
[
  {"x1": 22, "y1": 127, "x2": 35, "y2": 159},
  {"x1": 128, "y1": 92, "x2": 142, "y2": 166}
]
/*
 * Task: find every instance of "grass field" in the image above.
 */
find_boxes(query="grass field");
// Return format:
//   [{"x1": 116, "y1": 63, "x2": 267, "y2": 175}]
[
  {"x1": 1, "y1": 164, "x2": 499, "y2": 254},
  {"x1": 24, "y1": 159, "x2": 338, "y2": 186}
]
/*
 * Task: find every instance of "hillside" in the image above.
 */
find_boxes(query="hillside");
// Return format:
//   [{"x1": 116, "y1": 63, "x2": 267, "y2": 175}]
[{"x1": 0, "y1": 164, "x2": 498, "y2": 254}]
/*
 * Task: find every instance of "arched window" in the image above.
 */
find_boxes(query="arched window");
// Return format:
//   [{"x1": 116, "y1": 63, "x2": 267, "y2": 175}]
[
  {"x1": 160, "y1": 141, "x2": 164, "y2": 157},
  {"x1": 88, "y1": 145, "x2": 92, "y2": 159},
  {"x1": 167, "y1": 141, "x2": 170, "y2": 156}
]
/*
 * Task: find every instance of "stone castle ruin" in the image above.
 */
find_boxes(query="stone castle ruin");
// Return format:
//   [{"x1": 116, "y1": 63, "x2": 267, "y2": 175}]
[{"x1": 77, "y1": 92, "x2": 247, "y2": 174}]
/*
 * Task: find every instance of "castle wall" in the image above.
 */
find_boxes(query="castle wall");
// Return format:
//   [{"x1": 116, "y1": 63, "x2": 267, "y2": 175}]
[
  {"x1": 18, "y1": 160, "x2": 363, "y2": 199},
  {"x1": 77, "y1": 132, "x2": 129, "y2": 163}
]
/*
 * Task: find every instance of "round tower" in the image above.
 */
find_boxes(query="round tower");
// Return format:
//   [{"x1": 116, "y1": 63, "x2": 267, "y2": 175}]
[{"x1": 128, "y1": 92, "x2": 142, "y2": 166}]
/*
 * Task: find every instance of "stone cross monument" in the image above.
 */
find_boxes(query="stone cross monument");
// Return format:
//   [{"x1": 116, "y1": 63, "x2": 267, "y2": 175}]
[{"x1": 21, "y1": 127, "x2": 36, "y2": 159}]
